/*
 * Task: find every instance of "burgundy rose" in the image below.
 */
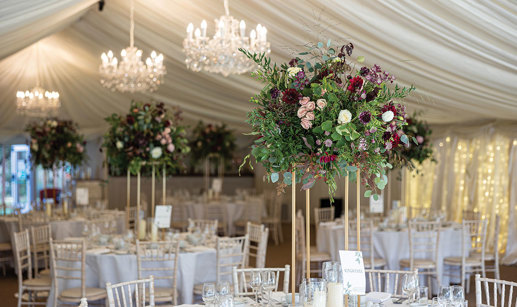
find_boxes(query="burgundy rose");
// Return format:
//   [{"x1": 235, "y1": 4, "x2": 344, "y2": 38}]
[
  {"x1": 126, "y1": 115, "x2": 135, "y2": 125},
  {"x1": 289, "y1": 58, "x2": 299, "y2": 67},
  {"x1": 282, "y1": 89, "x2": 302, "y2": 105},
  {"x1": 347, "y1": 76, "x2": 363, "y2": 92},
  {"x1": 392, "y1": 133, "x2": 401, "y2": 146},
  {"x1": 381, "y1": 104, "x2": 397, "y2": 116},
  {"x1": 382, "y1": 131, "x2": 391, "y2": 142},
  {"x1": 365, "y1": 87, "x2": 380, "y2": 102}
]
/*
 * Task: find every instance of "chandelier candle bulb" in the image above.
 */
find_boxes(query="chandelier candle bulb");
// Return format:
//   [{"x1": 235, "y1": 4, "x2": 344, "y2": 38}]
[
  {"x1": 240, "y1": 20, "x2": 246, "y2": 37},
  {"x1": 187, "y1": 23, "x2": 193, "y2": 39},
  {"x1": 201, "y1": 20, "x2": 207, "y2": 37}
]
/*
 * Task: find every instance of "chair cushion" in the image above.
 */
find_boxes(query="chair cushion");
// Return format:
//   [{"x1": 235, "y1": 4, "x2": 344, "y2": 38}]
[
  {"x1": 59, "y1": 287, "x2": 106, "y2": 302},
  {"x1": 310, "y1": 249, "x2": 331, "y2": 262},
  {"x1": 400, "y1": 258, "x2": 436, "y2": 269},
  {"x1": 171, "y1": 221, "x2": 188, "y2": 229},
  {"x1": 193, "y1": 283, "x2": 204, "y2": 295},
  {"x1": 152, "y1": 287, "x2": 175, "y2": 303},
  {"x1": 443, "y1": 256, "x2": 484, "y2": 266},
  {"x1": 364, "y1": 258, "x2": 387, "y2": 268},
  {"x1": 39, "y1": 268, "x2": 51, "y2": 276},
  {"x1": 23, "y1": 276, "x2": 51, "y2": 289},
  {"x1": 234, "y1": 220, "x2": 247, "y2": 227},
  {"x1": 0, "y1": 243, "x2": 11, "y2": 252}
]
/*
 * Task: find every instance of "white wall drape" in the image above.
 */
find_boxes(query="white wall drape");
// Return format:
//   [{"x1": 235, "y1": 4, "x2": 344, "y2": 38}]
[
  {"x1": 404, "y1": 122, "x2": 517, "y2": 264},
  {"x1": 0, "y1": 0, "x2": 516, "y2": 138}
]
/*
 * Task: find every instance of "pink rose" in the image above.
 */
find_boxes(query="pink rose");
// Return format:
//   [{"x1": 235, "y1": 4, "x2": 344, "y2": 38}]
[
  {"x1": 317, "y1": 99, "x2": 327, "y2": 110},
  {"x1": 297, "y1": 107, "x2": 308, "y2": 118},
  {"x1": 306, "y1": 101, "x2": 316, "y2": 111},
  {"x1": 305, "y1": 111, "x2": 315, "y2": 121},
  {"x1": 321, "y1": 89, "x2": 327, "y2": 95},
  {"x1": 300, "y1": 118, "x2": 312, "y2": 130},
  {"x1": 167, "y1": 143, "x2": 175, "y2": 152},
  {"x1": 160, "y1": 138, "x2": 167, "y2": 145},
  {"x1": 299, "y1": 96, "x2": 310, "y2": 106},
  {"x1": 416, "y1": 136, "x2": 424, "y2": 144},
  {"x1": 76, "y1": 144, "x2": 84, "y2": 153},
  {"x1": 164, "y1": 127, "x2": 171, "y2": 134}
]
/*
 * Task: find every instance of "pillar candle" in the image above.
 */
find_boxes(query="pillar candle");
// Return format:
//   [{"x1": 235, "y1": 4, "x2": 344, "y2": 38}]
[
  {"x1": 151, "y1": 223, "x2": 158, "y2": 242},
  {"x1": 138, "y1": 219, "x2": 146, "y2": 240},
  {"x1": 46, "y1": 203, "x2": 52, "y2": 217},
  {"x1": 313, "y1": 289, "x2": 327, "y2": 307},
  {"x1": 326, "y1": 282, "x2": 343, "y2": 307},
  {"x1": 63, "y1": 199, "x2": 68, "y2": 216}
]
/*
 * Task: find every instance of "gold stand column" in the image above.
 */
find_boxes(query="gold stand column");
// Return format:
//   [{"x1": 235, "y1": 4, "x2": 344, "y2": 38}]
[
  {"x1": 136, "y1": 170, "x2": 141, "y2": 236},
  {"x1": 344, "y1": 173, "x2": 349, "y2": 307},
  {"x1": 126, "y1": 170, "x2": 130, "y2": 229},
  {"x1": 306, "y1": 189, "x2": 310, "y2": 280},
  {"x1": 356, "y1": 170, "x2": 361, "y2": 307},
  {"x1": 291, "y1": 170, "x2": 296, "y2": 307},
  {"x1": 151, "y1": 164, "x2": 155, "y2": 218},
  {"x1": 162, "y1": 165, "x2": 166, "y2": 204}
]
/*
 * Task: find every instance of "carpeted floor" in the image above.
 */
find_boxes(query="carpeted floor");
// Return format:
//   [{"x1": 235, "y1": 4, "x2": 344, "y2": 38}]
[{"x1": 0, "y1": 224, "x2": 515, "y2": 306}]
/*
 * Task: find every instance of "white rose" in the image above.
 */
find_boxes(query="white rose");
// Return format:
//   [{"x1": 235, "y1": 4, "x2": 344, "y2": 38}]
[
  {"x1": 337, "y1": 109, "x2": 352, "y2": 124},
  {"x1": 51, "y1": 120, "x2": 58, "y2": 127},
  {"x1": 116, "y1": 141, "x2": 123, "y2": 149},
  {"x1": 287, "y1": 67, "x2": 301, "y2": 78},
  {"x1": 151, "y1": 147, "x2": 162, "y2": 159},
  {"x1": 382, "y1": 111, "x2": 394, "y2": 122}
]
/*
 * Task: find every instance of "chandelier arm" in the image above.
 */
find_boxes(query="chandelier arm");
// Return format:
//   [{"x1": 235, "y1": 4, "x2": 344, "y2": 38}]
[
  {"x1": 224, "y1": 0, "x2": 229, "y2": 16},
  {"x1": 129, "y1": 0, "x2": 134, "y2": 47}
]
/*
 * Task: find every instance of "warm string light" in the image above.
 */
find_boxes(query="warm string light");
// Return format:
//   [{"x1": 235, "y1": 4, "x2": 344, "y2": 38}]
[
  {"x1": 99, "y1": 0, "x2": 165, "y2": 92},
  {"x1": 183, "y1": 0, "x2": 270, "y2": 76},
  {"x1": 405, "y1": 135, "x2": 511, "y2": 253}
]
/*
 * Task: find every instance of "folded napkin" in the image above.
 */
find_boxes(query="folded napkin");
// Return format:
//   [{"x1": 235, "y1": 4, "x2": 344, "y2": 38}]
[
  {"x1": 87, "y1": 248, "x2": 111, "y2": 255},
  {"x1": 365, "y1": 292, "x2": 392, "y2": 303}
]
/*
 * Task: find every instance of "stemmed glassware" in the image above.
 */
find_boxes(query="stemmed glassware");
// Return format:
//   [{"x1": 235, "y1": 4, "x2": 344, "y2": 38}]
[
  {"x1": 203, "y1": 283, "x2": 217, "y2": 307},
  {"x1": 261, "y1": 271, "x2": 276, "y2": 306},
  {"x1": 402, "y1": 274, "x2": 419, "y2": 303},
  {"x1": 249, "y1": 271, "x2": 262, "y2": 305}
]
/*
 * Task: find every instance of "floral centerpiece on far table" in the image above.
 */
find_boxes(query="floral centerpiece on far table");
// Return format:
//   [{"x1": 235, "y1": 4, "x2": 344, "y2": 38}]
[
  {"x1": 26, "y1": 118, "x2": 86, "y2": 169},
  {"x1": 102, "y1": 101, "x2": 190, "y2": 175},
  {"x1": 240, "y1": 41, "x2": 415, "y2": 198},
  {"x1": 189, "y1": 121, "x2": 236, "y2": 168},
  {"x1": 390, "y1": 113, "x2": 434, "y2": 170}
]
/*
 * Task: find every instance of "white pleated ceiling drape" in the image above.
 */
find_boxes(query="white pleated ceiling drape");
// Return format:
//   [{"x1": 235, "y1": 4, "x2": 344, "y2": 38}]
[{"x1": 0, "y1": 0, "x2": 516, "y2": 142}]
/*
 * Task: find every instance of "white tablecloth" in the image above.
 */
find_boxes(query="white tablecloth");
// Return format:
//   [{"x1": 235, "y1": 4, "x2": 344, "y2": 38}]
[
  {"x1": 184, "y1": 199, "x2": 264, "y2": 236},
  {"x1": 46, "y1": 247, "x2": 217, "y2": 307},
  {"x1": 0, "y1": 211, "x2": 126, "y2": 243},
  {"x1": 317, "y1": 222, "x2": 466, "y2": 289}
]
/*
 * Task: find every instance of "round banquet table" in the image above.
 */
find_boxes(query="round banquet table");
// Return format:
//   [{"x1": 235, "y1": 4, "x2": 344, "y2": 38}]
[
  {"x1": 46, "y1": 245, "x2": 219, "y2": 307},
  {"x1": 184, "y1": 198, "x2": 264, "y2": 236},
  {"x1": 0, "y1": 210, "x2": 126, "y2": 244},
  {"x1": 316, "y1": 222, "x2": 467, "y2": 289}
]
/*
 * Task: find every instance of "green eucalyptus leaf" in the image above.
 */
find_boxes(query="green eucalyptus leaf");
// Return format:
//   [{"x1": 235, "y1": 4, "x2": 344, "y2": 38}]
[{"x1": 271, "y1": 172, "x2": 279, "y2": 183}]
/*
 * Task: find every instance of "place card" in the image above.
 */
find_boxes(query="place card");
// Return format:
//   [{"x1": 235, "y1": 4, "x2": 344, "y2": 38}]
[
  {"x1": 154, "y1": 205, "x2": 172, "y2": 228},
  {"x1": 76, "y1": 188, "x2": 89, "y2": 205},
  {"x1": 339, "y1": 250, "x2": 366, "y2": 295}
]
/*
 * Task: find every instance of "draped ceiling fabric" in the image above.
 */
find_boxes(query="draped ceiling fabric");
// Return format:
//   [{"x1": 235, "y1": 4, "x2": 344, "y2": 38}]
[{"x1": 0, "y1": 0, "x2": 516, "y2": 142}]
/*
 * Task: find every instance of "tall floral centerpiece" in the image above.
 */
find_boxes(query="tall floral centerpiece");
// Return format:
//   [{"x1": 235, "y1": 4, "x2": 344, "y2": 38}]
[
  {"x1": 190, "y1": 121, "x2": 236, "y2": 192},
  {"x1": 102, "y1": 101, "x2": 189, "y2": 225},
  {"x1": 240, "y1": 40, "x2": 414, "y2": 294},
  {"x1": 26, "y1": 118, "x2": 86, "y2": 208}
]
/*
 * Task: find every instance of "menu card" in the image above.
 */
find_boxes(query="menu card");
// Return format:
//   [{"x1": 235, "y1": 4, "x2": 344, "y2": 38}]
[
  {"x1": 76, "y1": 188, "x2": 89, "y2": 205},
  {"x1": 339, "y1": 250, "x2": 366, "y2": 295},
  {"x1": 154, "y1": 205, "x2": 172, "y2": 228}
]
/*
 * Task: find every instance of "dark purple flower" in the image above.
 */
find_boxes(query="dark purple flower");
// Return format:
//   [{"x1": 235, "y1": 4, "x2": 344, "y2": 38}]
[
  {"x1": 289, "y1": 58, "x2": 299, "y2": 67},
  {"x1": 359, "y1": 111, "x2": 371, "y2": 124},
  {"x1": 365, "y1": 87, "x2": 380, "y2": 102},
  {"x1": 282, "y1": 89, "x2": 302, "y2": 105},
  {"x1": 270, "y1": 88, "x2": 280, "y2": 99},
  {"x1": 359, "y1": 67, "x2": 369, "y2": 76}
]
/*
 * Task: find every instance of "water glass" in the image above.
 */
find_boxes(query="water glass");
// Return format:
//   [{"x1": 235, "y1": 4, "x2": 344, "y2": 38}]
[
  {"x1": 202, "y1": 283, "x2": 216, "y2": 306},
  {"x1": 262, "y1": 271, "x2": 277, "y2": 305},
  {"x1": 300, "y1": 278, "x2": 327, "y2": 307},
  {"x1": 402, "y1": 274, "x2": 418, "y2": 303},
  {"x1": 439, "y1": 286, "x2": 452, "y2": 302},
  {"x1": 322, "y1": 261, "x2": 342, "y2": 283},
  {"x1": 432, "y1": 297, "x2": 445, "y2": 307},
  {"x1": 418, "y1": 286, "x2": 429, "y2": 303},
  {"x1": 218, "y1": 281, "x2": 231, "y2": 297},
  {"x1": 452, "y1": 286, "x2": 465, "y2": 303}
]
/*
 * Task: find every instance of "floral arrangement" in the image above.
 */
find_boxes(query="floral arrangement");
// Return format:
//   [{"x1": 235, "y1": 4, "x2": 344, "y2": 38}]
[
  {"x1": 240, "y1": 40, "x2": 414, "y2": 198},
  {"x1": 390, "y1": 113, "x2": 434, "y2": 169},
  {"x1": 189, "y1": 121, "x2": 236, "y2": 165},
  {"x1": 102, "y1": 101, "x2": 190, "y2": 175},
  {"x1": 26, "y1": 119, "x2": 86, "y2": 169}
]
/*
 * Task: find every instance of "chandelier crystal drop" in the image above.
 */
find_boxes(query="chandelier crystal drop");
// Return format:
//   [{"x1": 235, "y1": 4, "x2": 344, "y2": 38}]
[
  {"x1": 99, "y1": 0, "x2": 165, "y2": 93},
  {"x1": 16, "y1": 86, "x2": 60, "y2": 117},
  {"x1": 183, "y1": 0, "x2": 270, "y2": 77}
]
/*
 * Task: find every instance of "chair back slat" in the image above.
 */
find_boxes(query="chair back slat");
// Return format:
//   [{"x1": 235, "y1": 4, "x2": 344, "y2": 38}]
[
  {"x1": 31, "y1": 224, "x2": 52, "y2": 275},
  {"x1": 50, "y1": 238, "x2": 86, "y2": 305},
  {"x1": 217, "y1": 236, "x2": 249, "y2": 284},
  {"x1": 232, "y1": 265, "x2": 290, "y2": 297},
  {"x1": 136, "y1": 240, "x2": 179, "y2": 305},
  {"x1": 348, "y1": 220, "x2": 375, "y2": 266},
  {"x1": 107, "y1": 276, "x2": 155, "y2": 307},
  {"x1": 187, "y1": 219, "x2": 218, "y2": 234},
  {"x1": 366, "y1": 269, "x2": 418, "y2": 298},
  {"x1": 476, "y1": 274, "x2": 517, "y2": 307},
  {"x1": 246, "y1": 222, "x2": 268, "y2": 268},
  {"x1": 13, "y1": 229, "x2": 33, "y2": 287},
  {"x1": 408, "y1": 221, "x2": 441, "y2": 268}
]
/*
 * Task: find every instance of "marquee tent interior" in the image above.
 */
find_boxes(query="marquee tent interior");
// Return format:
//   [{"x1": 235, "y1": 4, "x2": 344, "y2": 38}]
[{"x1": 0, "y1": 1, "x2": 517, "y2": 306}]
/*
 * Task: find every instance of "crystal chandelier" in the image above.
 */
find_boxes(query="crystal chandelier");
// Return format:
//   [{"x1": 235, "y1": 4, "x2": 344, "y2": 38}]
[
  {"x1": 16, "y1": 43, "x2": 60, "y2": 117},
  {"x1": 99, "y1": 0, "x2": 165, "y2": 93},
  {"x1": 183, "y1": 0, "x2": 270, "y2": 77}
]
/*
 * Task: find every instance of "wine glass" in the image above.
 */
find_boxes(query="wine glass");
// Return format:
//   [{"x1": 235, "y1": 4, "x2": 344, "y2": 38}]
[
  {"x1": 439, "y1": 286, "x2": 452, "y2": 302},
  {"x1": 262, "y1": 271, "x2": 276, "y2": 306},
  {"x1": 249, "y1": 271, "x2": 262, "y2": 305},
  {"x1": 402, "y1": 274, "x2": 418, "y2": 303},
  {"x1": 202, "y1": 283, "x2": 217, "y2": 307}
]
